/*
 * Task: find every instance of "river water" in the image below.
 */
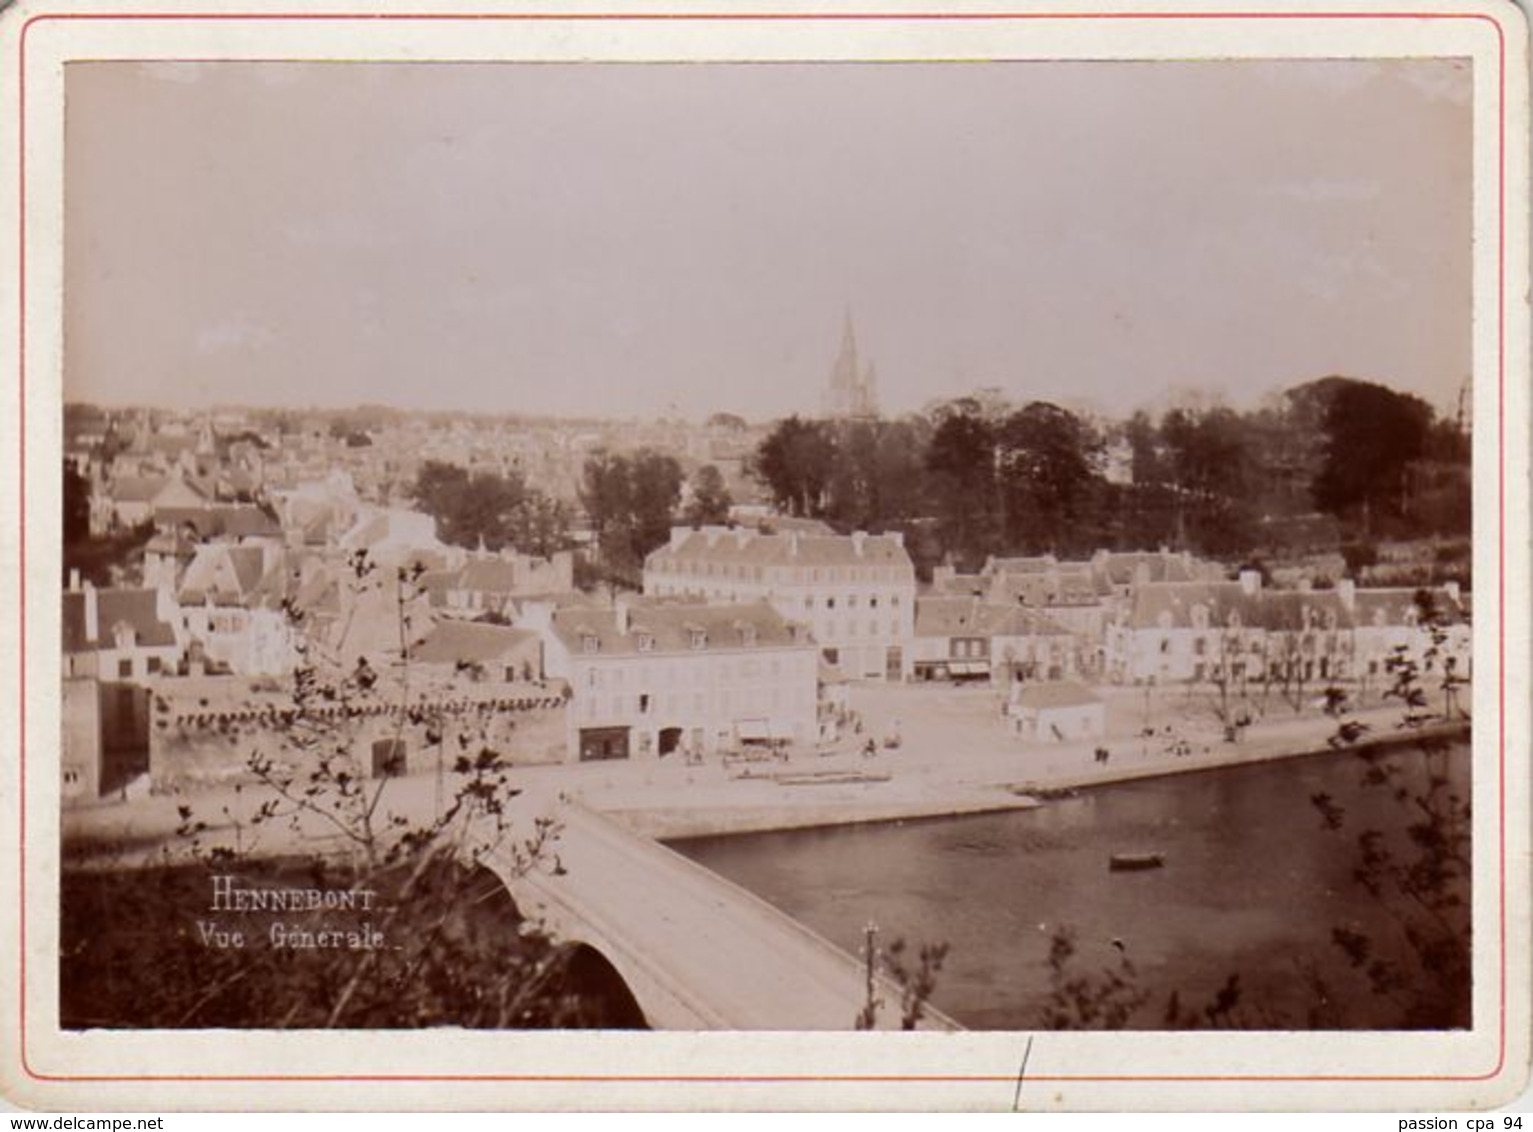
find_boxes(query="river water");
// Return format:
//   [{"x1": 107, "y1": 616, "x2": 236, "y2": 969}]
[{"x1": 671, "y1": 742, "x2": 1470, "y2": 1030}]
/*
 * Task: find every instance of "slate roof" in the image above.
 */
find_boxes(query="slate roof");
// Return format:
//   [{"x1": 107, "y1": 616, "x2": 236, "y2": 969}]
[
  {"x1": 986, "y1": 555, "x2": 1058, "y2": 575},
  {"x1": 1125, "y1": 582, "x2": 1357, "y2": 632},
  {"x1": 1096, "y1": 551, "x2": 1219, "y2": 587},
  {"x1": 551, "y1": 600, "x2": 804, "y2": 656},
  {"x1": 914, "y1": 597, "x2": 1069, "y2": 639},
  {"x1": 1352, "y1": 587, "x2": 1468, "y2": 627},
  {"x1": 412, "y1": 622, "x2": 540, "y2": 665},
  {"x1": 1125, "y1": 582, "x2": 1266, "y2": 631},
  {"x1": 986, "y1": 564, "x2": 1107, "y2": 607},
  {"x1": 651, "y1": 528, "x2": 913, "y2": 570},
  {"x1": 62, "y1": 588, "x2": 178, "y2": 653}
]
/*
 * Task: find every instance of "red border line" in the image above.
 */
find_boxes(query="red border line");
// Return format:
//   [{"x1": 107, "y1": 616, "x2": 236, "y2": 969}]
[{"x1": 17, "y1": 8, "x2": 1511, "y2": 1088}]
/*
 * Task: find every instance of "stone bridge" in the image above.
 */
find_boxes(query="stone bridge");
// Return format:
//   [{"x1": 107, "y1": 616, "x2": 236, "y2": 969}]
[{"x1": 479, "y1": 799, "x2": 961, "y2": 1031}]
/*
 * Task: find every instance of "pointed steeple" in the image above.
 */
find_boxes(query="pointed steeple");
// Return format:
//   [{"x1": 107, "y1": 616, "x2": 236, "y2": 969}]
[{"x1": 825, "y1": 307, "x2": 863, "y2": 417}]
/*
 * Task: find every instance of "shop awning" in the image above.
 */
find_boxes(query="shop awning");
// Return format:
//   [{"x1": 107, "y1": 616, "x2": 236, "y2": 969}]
[{"x1": 949, "y1": 661, "x2": 992, "y2": 676}]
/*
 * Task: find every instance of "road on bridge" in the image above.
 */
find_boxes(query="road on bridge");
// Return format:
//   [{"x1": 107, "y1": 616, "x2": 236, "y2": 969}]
[{"x1": 489, "y1": 799, "x2": 962, "y2": 1032}]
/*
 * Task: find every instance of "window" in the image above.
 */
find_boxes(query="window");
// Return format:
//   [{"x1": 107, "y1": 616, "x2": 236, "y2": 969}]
[
  {"x1": 581, "y1": 633, "x2": 600, "y2": 655},
  {"x1": 741, "y1": 625, "x2": 758, "y2": 647},
  {"x1": 147, "y1": 657, "x2": 162, "y2": 674},
  {"x1": 118, "y1": 658, "x2": 133, "y2": 678},
  {"x1": 848, "y1": 595, "x2": 858, "y2": 609},
  {"x1": 637, "y1": 633, "x2": 655, "y2": 653},
  {"x1": 639, "y1": 693, "x2": 651, "y2": 714},
  {"x1": 689, "y1": 629, "x2": 707, "y2": 650},
  {"x1": 827, "y1": 597, "x2": 836, "y2": 609}
]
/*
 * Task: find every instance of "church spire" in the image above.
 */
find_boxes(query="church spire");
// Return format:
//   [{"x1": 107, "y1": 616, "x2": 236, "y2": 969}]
[{"x1": 822, "y1": 307, "x2": 880, "y2": 420}]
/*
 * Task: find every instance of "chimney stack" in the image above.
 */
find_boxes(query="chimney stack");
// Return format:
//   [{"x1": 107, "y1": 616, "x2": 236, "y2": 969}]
[
  {"x1": 83, "y1": 581, "x2": 99, "y2": 643},
  {"x1": 852, "y1": 531, "x2": 867, "y2": 557},
  {"x1": 68, "y1": 568, "x2": 80, "y2": 592},
  {"x1": 1238, "y1": 569, "x2": 1262, "y2": 596},
  {"x1": 1337, "y1": 578, "x2": 1356, "y2": 611},
  {"x1": 614, "y1": 597, "x2": 631, "y2": 636}
]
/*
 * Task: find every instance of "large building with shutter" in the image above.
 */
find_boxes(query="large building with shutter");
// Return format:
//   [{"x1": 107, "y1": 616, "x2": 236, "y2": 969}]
[
  {"x1": 536, "y1": 598, "x2": 818, "y2": 762},
  {"x1": 642, "y1": 526, "x2": 917, "y2": 681}
]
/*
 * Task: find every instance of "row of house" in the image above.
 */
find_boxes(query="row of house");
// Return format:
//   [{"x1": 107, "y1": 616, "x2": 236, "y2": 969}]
[
  {"x1": 62, "y1": 472, "x2": 1474, "y2": 801},
  {"x1": 1106, "y1": 574, "x2": 1471, "y2": 687}
]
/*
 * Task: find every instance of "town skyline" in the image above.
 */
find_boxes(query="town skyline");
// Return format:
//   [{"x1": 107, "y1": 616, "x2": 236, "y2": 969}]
[{"x1": 65, "y1": 58, "x2": 1472, "y2": 420}]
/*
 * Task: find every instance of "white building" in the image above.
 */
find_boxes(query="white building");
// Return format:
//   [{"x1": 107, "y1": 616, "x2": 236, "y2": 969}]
[
  {"x1": 175, "y1": 542, "x2": 299, "y2": 676},
  {"x1": 422, "y1": 551, "x2": 577, "y2": 618},
  {"x1": 643, "y1": 526, "x2": 916, "y2": 680},
  {"x1": 907, "y1": 596, "x2": 1074, "y2": 685},
  {"x1": 535, "y1": 598, "x2": 818, "y2": 763},
  {"x1": 62, "y1": 581, "x2": 183, "y2": 681},
  {"x1": 1006, "y1": 682, "x2": 1107, "y2": 743},
  {"x1": 1104, "y1": 574, "x2": 1470, "y2": 693},
  {"x1": 1348, "y1": 582, "x2": 1472, "y2": 686}
]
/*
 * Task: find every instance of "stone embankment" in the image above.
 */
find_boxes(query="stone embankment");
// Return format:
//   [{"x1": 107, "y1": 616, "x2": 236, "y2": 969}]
[{"x1": 598, "y1": 710, "x2": 1470, "y2": 840}]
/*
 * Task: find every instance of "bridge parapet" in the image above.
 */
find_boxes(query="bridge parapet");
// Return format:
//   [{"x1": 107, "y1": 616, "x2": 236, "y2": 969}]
[{"x1": 480, "y1": 799, "x2": 962, "y2": 1031}]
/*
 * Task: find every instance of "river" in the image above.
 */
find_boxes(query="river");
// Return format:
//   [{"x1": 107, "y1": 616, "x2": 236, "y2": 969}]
[{"x1": 671, "y1": 741, "x2": 1471, "y2": 1030}]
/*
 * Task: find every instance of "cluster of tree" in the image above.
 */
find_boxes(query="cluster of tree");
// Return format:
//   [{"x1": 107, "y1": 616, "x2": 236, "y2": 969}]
[
  {"x1": 683, "y1": 464, "x2": 733, "y2": 528},
  {"x1": 412, "y1": 453, "x2": 734, "y2": 590},
  {"x1": 411, "y1": 461, "x2": 571, "y2": 558},
  {"x1": 62, "y1": 461, "x2": 154, "y2": 586},
  {"x1": 578, "y1": 450, "x2": 685, "y2": 588},
  {"x1": 749, "y1": 376, "x2": 1471, "y2": 573}
]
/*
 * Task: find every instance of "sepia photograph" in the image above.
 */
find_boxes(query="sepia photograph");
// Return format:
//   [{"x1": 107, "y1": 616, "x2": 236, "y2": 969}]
[{"x1": 5, "y1": 2, "x2": 1527, "y2": 1112}]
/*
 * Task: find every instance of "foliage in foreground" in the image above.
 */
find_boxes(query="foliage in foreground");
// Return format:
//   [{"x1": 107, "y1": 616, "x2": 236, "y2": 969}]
[
  {"x1": 60, "y1": 856, "x2": 646, "y2": 1030},
  {"x1": 61, "y1": 549, "x2": 644, "y2": 1030}
]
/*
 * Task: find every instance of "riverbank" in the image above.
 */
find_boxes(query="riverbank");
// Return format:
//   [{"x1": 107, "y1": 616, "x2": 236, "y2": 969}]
[
  {"x1": 596, "y1": 709, "x2": 1468, "y2": 840},
  {"x1": 60, "y1": 691, "x2": 1469, "y2": 858}
]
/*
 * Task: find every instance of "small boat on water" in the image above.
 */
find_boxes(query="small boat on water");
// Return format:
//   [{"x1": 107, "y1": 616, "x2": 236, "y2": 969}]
[{"x1": 1109, "y1": 852, "x2": 1165, "y2": 872}]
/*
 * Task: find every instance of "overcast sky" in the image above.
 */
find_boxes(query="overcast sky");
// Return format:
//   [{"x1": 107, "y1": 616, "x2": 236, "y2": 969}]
[{"x1": 64, "y1": 58, "x2": 1472, "y2": 422}]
